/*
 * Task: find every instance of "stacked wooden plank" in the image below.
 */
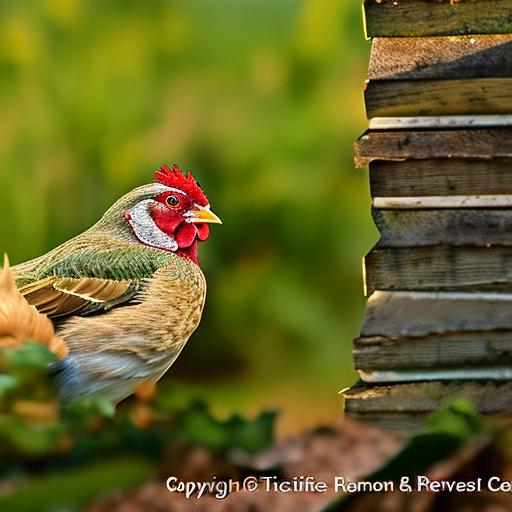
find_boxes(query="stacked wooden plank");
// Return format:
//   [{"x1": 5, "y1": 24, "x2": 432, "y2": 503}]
[{"x1": 344, "y1": 0, "x2": 512, "y2": 431}]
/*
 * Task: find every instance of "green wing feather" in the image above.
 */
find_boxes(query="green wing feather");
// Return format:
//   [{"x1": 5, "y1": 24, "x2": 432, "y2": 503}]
[{"x1": 14, "y1": 245, "x2": 174, "y2": 319}]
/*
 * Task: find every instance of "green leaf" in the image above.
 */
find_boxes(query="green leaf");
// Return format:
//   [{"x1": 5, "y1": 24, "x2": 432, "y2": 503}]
[
  {"x1": 0, "y1": 417, "x2": 62, "y2": 455},
  {"x1": 425, "y1": 399, "x2": 483, "y2": 437},
  {"x1": 174, "y1": 401, "x2": 277, "y2": 454},
  {"x1": 63, "y1": 397, "x2": 116, "y2": 421},
  {"x1": 4, "y1": 343, "x2": 56, "y2": 370},
  {"x1": 0, "y1": 374, "x2": 18, "y2": 397},
  {"x1": 176, "y1": 401, "x2": 230, "y2": 451},
  {"x1": 226, "y1": 410, "x2": 277, "y2": 454}
]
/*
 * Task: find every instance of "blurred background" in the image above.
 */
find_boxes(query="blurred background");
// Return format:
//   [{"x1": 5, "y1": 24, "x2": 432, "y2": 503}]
[{"x1": 0, "y1": 0, "x2": 373, "y2": 436}]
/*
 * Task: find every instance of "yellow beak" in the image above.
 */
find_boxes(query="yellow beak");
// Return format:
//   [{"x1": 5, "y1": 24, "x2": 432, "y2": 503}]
[{"x1": 189, "y1": 206, "x2": 222, "y2": 224}]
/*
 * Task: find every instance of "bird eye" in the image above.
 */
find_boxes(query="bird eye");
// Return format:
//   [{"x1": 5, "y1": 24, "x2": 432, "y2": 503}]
[{"x1": 166, "y1": 195, "x2": 181, "y2": 207}]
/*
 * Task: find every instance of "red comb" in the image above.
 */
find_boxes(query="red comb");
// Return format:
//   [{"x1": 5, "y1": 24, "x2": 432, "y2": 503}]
[{"x1": 155, "y1": 164, "x2": 208, "y2": 206}]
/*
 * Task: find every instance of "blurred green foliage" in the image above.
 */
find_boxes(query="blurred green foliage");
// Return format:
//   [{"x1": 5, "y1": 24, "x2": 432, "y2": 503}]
[
  {"x1": 0, "y1": 342, "x2": 277, "y2": 510},
  {"x1": 0, "y1": 342, "x2": 276, "y2": 464},
  {"x1": 0, "y1": 0, "x2": 373, "y2": 431}
]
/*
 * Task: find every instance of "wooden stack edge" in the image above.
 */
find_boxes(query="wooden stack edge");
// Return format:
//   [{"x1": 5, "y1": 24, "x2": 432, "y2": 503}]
[
  {"x1": 344, "y1": 380, "x2": 512, "y2": 431},
  {"x1": 369, "y1": 158, "x2": 512, "y2": 197},
  {"x1": 355, "y1": 333, "x2": 512, "y2": 379},
  {"x1": 363, "y1": 0, "x2": 512, "y2": 38},
  {"x1": 355, "y1": 291, "x2": 512, "y2": 378},
  {"x1": 365, "y1": 35, "x2": 512, "y2": 118},
  {"x1": 354, "y1": 128, "x2": 512, "y2": 169},
  {"x1": 356, "y1": 130, "x2": 512, "y2": 296},
  {"x1": 365, "y1": 246, "x2": 512, "y2": 295},
  {"x1": 348, "y1": 1, "x2": 512, "y2": 431},
  {"x1": 349, "y1": 137, "x2": 512, "y2": 396}
]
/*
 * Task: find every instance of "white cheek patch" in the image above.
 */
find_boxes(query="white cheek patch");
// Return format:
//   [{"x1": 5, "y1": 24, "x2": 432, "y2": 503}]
[{"x1": 127, "y1": 199, "x2": 178, "y2": 252}]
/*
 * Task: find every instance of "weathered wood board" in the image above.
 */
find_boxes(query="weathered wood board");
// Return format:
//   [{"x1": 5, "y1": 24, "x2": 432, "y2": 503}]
[
  {"x1": 354, "y1": 331, "x2": 512, "y2": 370},
  {"x1": 364, "y1": 0, "x2": 512, "y2": 38},
  {"x1": 368, "y1": 36, "x2": 512, "y2": 81},
  {"x1": 361, "y1": 291, "x2": 512, "y2": 337},
  {"x1": 365, "y1": 78, "x2": 512, "y2": 118},
  {"x1": 365, "y1": 36, "x2": 512, "y2": 117},
  {"x1": 365, "y1": 247, "x2": 512, "y2": 294},
  {"x1": 344, "y1": 380, "x2": 512, "y2": 414},
  {"x1": 370, "y1": 159, "x2": 512, "y2": 197},
  {"x1": 341, "y1": 411, "x2": 426, "y2": 432},
  {"x1": 344, "y1": 380, "x2": 512, "y2": 431},
  {"x1": 355, "y1": 129, "x2": 512, "y2": 168},
  {"x1": 372, "y1": 209, "x2": 512, "y2": 247}
]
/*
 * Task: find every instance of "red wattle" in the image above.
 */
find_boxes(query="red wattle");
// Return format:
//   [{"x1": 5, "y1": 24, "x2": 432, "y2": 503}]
[
  {"x1": 178, "y1": 240, "x2": 199, "y2": 265},
  {"x1": 196, "y1": 223, "x2": 209, "y2": 241},
  {"x1": 175, "y1": 223, "x2": 197, "y2": 248},
  {"x1": 148, "y1": 204, "x2": 210, "y2": 265}
]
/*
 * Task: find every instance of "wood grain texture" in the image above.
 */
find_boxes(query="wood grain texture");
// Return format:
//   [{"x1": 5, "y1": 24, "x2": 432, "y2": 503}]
[
  {"x1": 355, "y1": 129, "x2": 512, "y2": 168},
  {"x1": 341, "y1": 411, "x2": 426, "y2": 432},
  {"x1": 364, "y1": 0, "x2": 512, "y2": 37},
  {"x1": 346, "y1": 409, "x2": 512, "y2": 432},
  {"x1": 365, "y1": 78, "x2": 512, "y2": 118},
  {"x1": 354, "y1": 332, "x2": 512, "y2": 370},
  {"x1": 344, "y1": 380, "x2": 512, "y2": 431},
  {"x1": 370, "y1": 159, "x2": 512, "y2": 197},
  {"x1": 344, "y1": 380, "x2": 512, "y2": 414},
  {"x1": 361, "y1": 291, "x2": 512, "y2": 337},
  {"x1": 368, "y1": 36, "x2": 512, "y2": 80},
  {"x1": 366, "y1": 34, "x2": 509, "y2": 119},
  {"x1": 365, "y1": 246, "x2": 512, "y2": 294},
  {"x1": 373, "y1": 209, "x2": 512, "y2": 247}
]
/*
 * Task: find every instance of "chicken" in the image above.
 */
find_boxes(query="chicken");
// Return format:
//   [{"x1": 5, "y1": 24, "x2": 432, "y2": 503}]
[{"x1": 10, "y1": 164, "x2": 221, "y2": 403}]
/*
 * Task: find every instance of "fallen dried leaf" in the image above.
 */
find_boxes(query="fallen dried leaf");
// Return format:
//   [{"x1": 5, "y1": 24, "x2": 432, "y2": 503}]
[{"x1": 0, "y1": 255, "x2": 68, "y2": 359}]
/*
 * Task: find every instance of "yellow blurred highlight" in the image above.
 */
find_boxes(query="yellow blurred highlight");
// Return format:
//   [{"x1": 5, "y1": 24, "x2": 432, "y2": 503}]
[
  {"x1": 295, "y1": 0, "x2": 345, "y2": 57},
  {"x1": 42, "y1": 0, "x2": 79, "y2": 25}
]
